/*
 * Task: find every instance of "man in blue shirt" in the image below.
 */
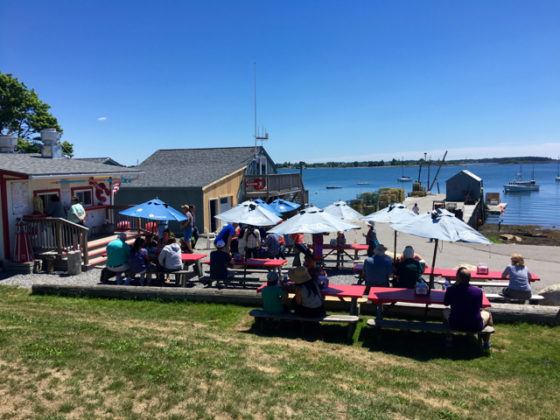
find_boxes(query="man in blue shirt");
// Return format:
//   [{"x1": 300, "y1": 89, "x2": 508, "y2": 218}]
[
  {"x1": 363, "y1": 244, "x2": 393, "y2": 290},
  {"x1": 214, "y1": 222, "x2": 238, "y2": 253},
  {"x1": 105, "y1": 232, "x2": 131, "y2": 284}
]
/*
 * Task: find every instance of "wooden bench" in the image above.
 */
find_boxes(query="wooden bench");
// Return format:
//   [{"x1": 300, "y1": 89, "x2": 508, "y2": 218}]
[
  {"x1": 366, "y1": 318, "x2": 495, "y2": 349},
  {"x1": 485, "y1": 293, "x2": 544, "y2": 305},
  {"x1": 249, "y1": 309, "x2": 360, "y2": 341}
]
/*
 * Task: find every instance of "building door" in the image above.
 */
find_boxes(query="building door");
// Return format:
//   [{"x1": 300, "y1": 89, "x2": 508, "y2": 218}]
[{"x1": 209, "y1": 199, "x2": 219, "y2": 232}]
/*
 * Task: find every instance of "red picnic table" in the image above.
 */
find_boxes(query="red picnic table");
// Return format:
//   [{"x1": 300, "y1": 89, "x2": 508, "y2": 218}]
[
  {"x1": 352, "y1": 262, "x2": 441, "y2": 277},
  {"x1": 257, "y1": 283, "x2": 366, "y2": 315},
  {"x1": 323, "y1": 243, "x2": 369, "y2": 260},
  {"x1": 436, "y1": 268, "x2": 540, "y2": 282},
  {"x1": 181, "y1": 253, "x2": 207, "y2": 277},
  {"x1": 203, "y1": 258, "x2": 288, "y2": 285}
]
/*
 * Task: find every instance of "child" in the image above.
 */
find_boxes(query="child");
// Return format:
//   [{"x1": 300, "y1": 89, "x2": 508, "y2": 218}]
[
  {"x1": 261, "y1": 271, "x2": 288, "y2": 313},
  {"x1": 335, "y1": 231, "x2": 347, "y2": 269}
]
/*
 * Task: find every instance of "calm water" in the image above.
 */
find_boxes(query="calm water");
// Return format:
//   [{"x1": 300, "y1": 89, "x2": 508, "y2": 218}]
[{"x1": 280, "y1": 163, "x2": 560, "y2": 228}]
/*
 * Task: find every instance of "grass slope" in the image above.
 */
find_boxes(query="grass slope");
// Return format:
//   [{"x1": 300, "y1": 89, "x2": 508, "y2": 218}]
[{"x1": 0, "y1": 287, "x2": 558, "y2": 419}]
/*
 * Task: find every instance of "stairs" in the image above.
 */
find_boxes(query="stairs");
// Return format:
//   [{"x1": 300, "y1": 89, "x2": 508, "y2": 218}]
[{"x1": 87, "y1": 231, "x2": 140, "y2": 268}]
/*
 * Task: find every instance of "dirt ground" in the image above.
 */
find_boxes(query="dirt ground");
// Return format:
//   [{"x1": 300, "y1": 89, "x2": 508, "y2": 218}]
[{"x1": 479, "y1": 224, "x2": 560, "y2": 246}]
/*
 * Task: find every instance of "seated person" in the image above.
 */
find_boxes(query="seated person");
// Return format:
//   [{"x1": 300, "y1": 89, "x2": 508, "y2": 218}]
[
  {"x1": 304, "y1": 254, "x2": 328, "y2": 289},
  {"x1": 261, "y1": 271, "x2": 288, "y2": 314},
  {"x1": 501, "y1": 254, "x2": 532, "y2": 300},
  {"x1": 362, "y1": 244, "x2": 393, "y2": 289},
  {"x1": 444, "y1": 267, "x2": 493, "y2": 345},
  {"x1": 105, "y1": 232, "x2": 131, "y2": 285},
  {"x1": 394, "y1": 245, "x2": 423, "y2": 289},
  {"x1": 209, "y1": 240, "x2": 233, "y2": 288},
  {"x1": 127, "y1": 237, "x2": 151, "y2": 286},
  {"x1": 290, "y1": 266, "x2": 326, "y2": 318},
  {"x1": 157, "y1": 237, "x2": 182, "y2": 282}
]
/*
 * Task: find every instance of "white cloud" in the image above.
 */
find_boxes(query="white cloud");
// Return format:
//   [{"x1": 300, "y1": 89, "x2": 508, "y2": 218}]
[{"x1": 97, "y1": 117, "x2": 107, "y2": 121}]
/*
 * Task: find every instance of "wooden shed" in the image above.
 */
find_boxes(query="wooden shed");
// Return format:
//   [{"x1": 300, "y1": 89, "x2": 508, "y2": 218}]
[{"x1": 445, "y1": 170, "x2": 483, "y2": 202}]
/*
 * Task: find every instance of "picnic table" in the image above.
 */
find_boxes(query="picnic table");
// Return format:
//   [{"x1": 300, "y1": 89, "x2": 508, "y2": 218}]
[
  {"x1": 352, "y1": 262, "x2": 440, "y2": 277},
  {"x1": 436, "y1": 268, "x2": 540, "y2": 282},
  {"x1": 366, "y1": 287, "x2": 494, "y2": 348},
  {"x1": 257, "y1": 282, "x2": 366, "y2": 315},
  {"x1": 204, "y1": 258, "x2": 288, "y2": 285},
  {"x1": 323, "y1": 243, "x2": 369, "y2": 261},
  {"x1": 181, "y1": 253, "x2": 207, "y2": 277}
]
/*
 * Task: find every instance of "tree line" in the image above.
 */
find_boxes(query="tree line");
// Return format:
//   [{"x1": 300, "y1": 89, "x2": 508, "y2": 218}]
[{"x1": 277, "y1": 156, "x2": 554, "y2": 169}]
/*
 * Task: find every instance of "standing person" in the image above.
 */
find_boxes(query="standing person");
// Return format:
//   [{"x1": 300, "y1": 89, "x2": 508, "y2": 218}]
[
  {"x1": 46, "y1": 195, "x2": 66, "y2": 218},
  {"x1": 363, "y1": 221, "x2": 378, "y2": 257},
  {"x1": 180, "y1": 204, "x2": 194, "y2": 253},
  {"x1": 243, "y1": 225, "x2": 261, "y2": 259},
  {"x1": 157, "y1": 220, "x2": 169, "y2": 238},
  {"x1": 312, "y1": 233, "x2": 325, "y2": 262},
  {"x1": 412, "y1": 203, "x2": 420, "y2": 215},
  {"x1": 362, "y1": 244, "x2": 393, "y2": 290},
  {"x1": 444, "y1": 267, "x2": 493, "y2": 348},
  {"x1": 501, "y1": 254, "x2": 532, "y2": 300},
  {"x1": 127, "y1": 236, "x2": 151, "y2": 286},
  {"x1": 105, "y1": 232, "x2": 131, "y2": 285},
  {"x1": 215, "y1": 222, "x2": 238, "y2": 254},
  {"x1": 263, "y1": 232, "x2": 281, "y2": 259},
  {"x1": 335, "y1": 231, "x2": 347, "y2": 270},
  {"x1": 291, "y1": 233, "x2": 310, "y2": 267},
  {"x1": 290, "y1": 266, "x2": 326, "y2": 318},
  {"x1": 68, "y1": 196, "x2": 86, "y2": 225},
  {"x1": 209, "y1": 240, "x2": 233, "y2": 288},
  {"x1": 190, "y1": 204, "x2": 199, "y2": 247}
]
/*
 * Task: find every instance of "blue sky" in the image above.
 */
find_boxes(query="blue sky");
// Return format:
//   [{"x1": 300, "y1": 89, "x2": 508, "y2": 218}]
[{"x1": 1, "y1": 0, "x2": 559, "y2": 165}]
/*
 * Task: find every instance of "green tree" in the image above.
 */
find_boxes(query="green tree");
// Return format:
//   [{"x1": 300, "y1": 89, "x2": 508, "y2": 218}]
[{"x1": 0, "y1": 72, "x2": 73, "y2": 157}]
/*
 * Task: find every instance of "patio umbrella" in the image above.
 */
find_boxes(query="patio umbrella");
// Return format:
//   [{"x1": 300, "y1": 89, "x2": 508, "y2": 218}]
[
  {"x1": 323, "y1": 200, "x2": 363, "y2": 221},
  {"x1": 215, "y1": 200, "x2": 282, "y2": 227},
  {"x1": 269, "y1": 198, "x2": 301, "y2": 214},
  {"x1": 253, "y1": 198, "x2": 282, "y2": 216},
  {"x1": 391, "y1": 208, "x2": 491, "y2": 288},
  {"x1": 361, "y1": 203, "x2": 417, "y2": 259},
  {"x1": 267, "y1": 206, "x2": 359, "y2": 235},
  {"x1": 119, "y1": 198, "x2": 187, "y2": 221}
]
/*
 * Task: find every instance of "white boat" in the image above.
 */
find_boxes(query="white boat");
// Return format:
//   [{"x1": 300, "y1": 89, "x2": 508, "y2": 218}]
[
  {"x1": 357, "y1": 181, "x2": 369, "y2": 185},
  {"x1": 504, "y1": 168, "x2": 539, "y2": 192},
  {"x1": 397, "y1": 157, "x2": 412, "y2": 182}
]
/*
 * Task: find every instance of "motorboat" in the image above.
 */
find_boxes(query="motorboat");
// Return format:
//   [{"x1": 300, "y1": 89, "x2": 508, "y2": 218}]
[
  {"x1": 357, "y1": 181, "x2": 369, "y2": 185},
  {"x1": 504, "y1": 167, "x2": 539, "y2": 192}
]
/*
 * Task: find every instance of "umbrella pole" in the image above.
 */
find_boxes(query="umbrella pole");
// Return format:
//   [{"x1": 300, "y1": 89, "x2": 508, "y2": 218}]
[
  {"x1": 429, "y1": 239, "x2": 438, "y2": 289},
  {"x1": 393, "y1": 231, "x2": 397, "y2": 262}
]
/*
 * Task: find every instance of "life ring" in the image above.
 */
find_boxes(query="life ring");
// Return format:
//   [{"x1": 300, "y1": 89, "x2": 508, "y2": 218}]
[{"x1": 254, "y1": 178, "x2": 265, "y2": 190}]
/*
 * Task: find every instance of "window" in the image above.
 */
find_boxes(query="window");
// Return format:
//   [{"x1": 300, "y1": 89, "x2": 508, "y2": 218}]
[
  {"x1": 34, "y1": 189, "x2": 60, "y2": 213},
  {"x1": 71, "y1": 187, "x2": 94, "y2": 207}
]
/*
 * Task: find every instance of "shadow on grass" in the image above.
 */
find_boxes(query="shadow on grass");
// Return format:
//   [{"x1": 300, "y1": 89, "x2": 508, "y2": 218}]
[
  {"x1": 244, "y1": 318, "x2": 356, "y2": 345},
  {"x1": 358, "y1": 324, "x2": 490, "y2": 361}
]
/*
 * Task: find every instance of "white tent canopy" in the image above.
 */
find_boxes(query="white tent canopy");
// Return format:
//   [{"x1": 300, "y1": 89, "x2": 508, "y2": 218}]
[
  {"x1": 323, "y1": 200, "x2": 364, "y2": 220},
  {"x1": 215, "y1": 200, "x2": 282, "y2": 227},
  {"x1": 267, "y1": 206, "x2": 359, "y2": 235}
]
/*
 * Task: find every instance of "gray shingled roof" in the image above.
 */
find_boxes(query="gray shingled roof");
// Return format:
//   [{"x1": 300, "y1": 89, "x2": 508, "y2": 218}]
[
  {"x1": 0, "y1": 153, "x2": 139, "y2": 177},
  {"x1": 125, "y1": 147, "x2": 260, "y2": 188},
  {"x1": 76, "y1": 157, "x2": 124, "y2": 166}
]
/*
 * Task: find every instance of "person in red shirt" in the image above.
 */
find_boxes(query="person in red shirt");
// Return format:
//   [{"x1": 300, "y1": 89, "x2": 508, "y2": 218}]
[{"x1": 291, "y1": 233, "x2": 310, "y2": 266}]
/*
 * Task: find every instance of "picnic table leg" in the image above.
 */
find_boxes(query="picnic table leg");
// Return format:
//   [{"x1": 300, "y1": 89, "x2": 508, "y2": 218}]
[
  {"x1": 376, "y1": 303, "x2": 383, "y2": 321},
  {"x1": 349, "y1": 298, "x2": 359, "y2": 315}
]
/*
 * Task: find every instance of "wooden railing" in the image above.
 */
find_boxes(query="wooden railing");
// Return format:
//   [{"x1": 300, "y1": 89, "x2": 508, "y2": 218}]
[
  {"x1": 244, "y1": 173, "x2": 303, "y2": 196},
  {"x1": 22, "y1": 217, "x2": 90, "y2": 267}
]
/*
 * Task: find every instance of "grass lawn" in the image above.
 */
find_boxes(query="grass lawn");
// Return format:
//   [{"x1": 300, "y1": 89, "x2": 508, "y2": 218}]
[{"x1": 0, "y1": 287, "x2": 558, "y2": 419}]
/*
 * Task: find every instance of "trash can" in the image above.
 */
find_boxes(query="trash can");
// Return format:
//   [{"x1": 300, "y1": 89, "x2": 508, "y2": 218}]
[{"x1": 67, "y1": 251, "x2": 82, "y2": 275}]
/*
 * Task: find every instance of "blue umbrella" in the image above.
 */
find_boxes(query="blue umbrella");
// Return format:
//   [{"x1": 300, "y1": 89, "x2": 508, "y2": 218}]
[
  {"x1": 253, "y1": 199, "x2": 282, "y2": 216},
  {"x1": 269, "y1": 198, "x2": 300, "y2": 214},
  {"x1": 119, "y1": 198, "x2": 187, "y2": 221}
]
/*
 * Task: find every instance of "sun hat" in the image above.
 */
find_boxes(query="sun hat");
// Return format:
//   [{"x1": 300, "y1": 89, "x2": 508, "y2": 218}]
[
  {"x1": 216, "y1": 239, "x2": 226, "y2": 249},
  {"x1": 118, "y1": 232, "x2": 127, "y2": 240},
  {"x1": 181, "y1": 204, "x2": 190, "y2": 209},
  {"x1": 367, "y1": 221, "x2": 375, "y2": 227},
  {"x1": 288, "y1": 266, "x2": 311, "y2": 284}
]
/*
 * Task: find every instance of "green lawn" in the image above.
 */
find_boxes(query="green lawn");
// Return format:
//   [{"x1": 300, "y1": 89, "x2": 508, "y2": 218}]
[{"x1": 0, "y1": 287, "x2": 558, "y2": 419}]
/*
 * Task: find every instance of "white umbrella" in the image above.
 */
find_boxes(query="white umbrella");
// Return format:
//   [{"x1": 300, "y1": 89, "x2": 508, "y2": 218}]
[
  {"x1": 323, "y1": 200, "x2": 364, "y2": 220},
  {"x1": 267, "y1": 206, "x2": 359, "y2": 235},
  {"x1": 391, "y1": 208, "x2": 491, "y2": 287},
  {"x1": 215, "y1": 200, "x2": 282, "y2": 227},
  {"x1": 361, "y1": 203, "x2": 417, "y2": 259}
]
